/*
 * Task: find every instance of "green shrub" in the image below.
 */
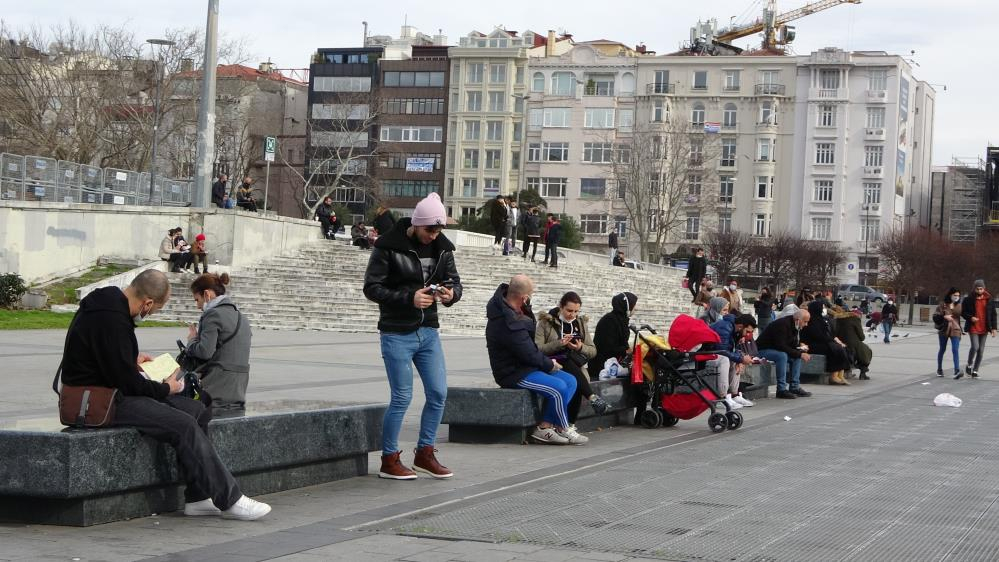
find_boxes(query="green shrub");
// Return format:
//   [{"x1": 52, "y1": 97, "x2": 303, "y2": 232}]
[{"x1": 0, "y1": 273, "x2": 28, "y2": 309}]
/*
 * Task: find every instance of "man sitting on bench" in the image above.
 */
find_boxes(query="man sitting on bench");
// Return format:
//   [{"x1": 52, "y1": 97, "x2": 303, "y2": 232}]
[{"x1": 60, "y1": 270, "x2": 271, "y2": 520}]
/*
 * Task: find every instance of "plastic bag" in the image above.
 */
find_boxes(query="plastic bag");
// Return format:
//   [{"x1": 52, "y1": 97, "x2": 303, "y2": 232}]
[
  {"x1": 933, "y1": 393, "x2": 962, "y2": 408},
  {"x1": 598, "y1": 358, "x2": 628, "y2": 380}
]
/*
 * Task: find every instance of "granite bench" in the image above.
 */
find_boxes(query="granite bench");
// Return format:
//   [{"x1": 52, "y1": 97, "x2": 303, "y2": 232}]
[
  {"x1": 0, "y1": 401, "x2": 385, "y2": 526},
  {"x1": 442, "y1": 378, "x2": 637, "y2": 445},
  {"x1": 798, "y1": 354, "x2": 829, "y2": 385},
  {"x1": 741, "y1": 363, "x2": 774, "y2": 400}
]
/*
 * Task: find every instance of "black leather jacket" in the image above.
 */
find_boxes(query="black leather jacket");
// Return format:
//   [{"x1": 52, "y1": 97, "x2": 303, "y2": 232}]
[{"x1": 363, "y1": 218, "x2": 463, "y2": 333}]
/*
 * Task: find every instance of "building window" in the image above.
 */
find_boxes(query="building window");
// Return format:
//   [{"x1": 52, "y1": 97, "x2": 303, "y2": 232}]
[
  {"x1": 692, "y1": 70, "x2": 708, "y2": 90},
  {"x1": 462, "y1": 178, "x2": 477, "y2": 197},
  {"x1": 614, "y1": 144, "x2": 632, "y2": 163},
  {"x1": 863, "y1": 182, "x2": 882, "y2": 204},
  {"x1": 466, "y1": 91, "x2": 482, "y2": 111},
  {"x1": 585, "y1": 76, "x2": 615, "y2": 96},
  {"x1": 719, "y1": 175, "x2": 734, "y2": 204},
  {"x1": 760, "y1": 101, "x2": 775, "y2": 124},
  {"x1": 653, "y1": 100, "x2": 665, "y2": 123},
  {"x1": 460, "y1": 205, "x2": 476, "y2": 218},
  {"x1": 584, "y1": 108, "x2": 615, "y2": 128},
  {"x1": 757, "y1": 139, "x2": 773, "y2": 162},
  {"x1": 653, "y1": 70, "x2": 670, "y2": 92},
  {"x1": 815, "y1": 143, "x2": 835, "y2": 164},
  {"x1": 541, "y1": 177, "x2": 567, "y2": 198},
  {"x1": 724, "y1": 70, "x2": 740, "y2": 91},
  {"x1": 464, "y1": 121, "x2": 481, "y2": 140},
  {"x1": 511, "y1": 151, "x2": 520, "y2": 169},
  {"x1": 583, "y1": 142, "x2": 613, "y2": 163},
  {"x1": 382, "y1": 98, "x2": 446, "y2": 115},
  {"x1": 486, "y1": 121, "x2": 504, "y2": 141},
  {"x1": 541, "y1": 142, "x2": 569, "y2": 162},
  {"x1": 543, "y1": 108, "x2": 571, "y2": 127},
  {"x1": 691, "y1": 103, "x2": 705, "y2": 126},
  {"x1": 580, "y1": 214, "x2": 608, "y2": 234},
  {"x1": 326, "y1": 187, "x2": 365, "y2": 203},
  {"x1": 382, "y1": 180, "x2": 439, "y2": 198},
  {"x1": 818, "y1": 105, "x2": 835, "y2": 127},
  {"x1": 819, "y1": 68, "x2": 840, "y2": 89},
  {"x1": 755, "y1": 176, "x2": 773, "y2": 199},
  {"x1": 528, "y1": 108, "x2": 543, "y2": 130},
  {"x1": 860, "y1": 218, "x2": 880, "y2": 242},
  {"x1": 685, "y1": 212, "x2": 700, "y2": 239},
  {"x1": 311, "y1": 104, "x2": 370, "y2": 120},
  {"x1": 512, "y1": 122, "x2": 522, "y2": 141},
  {"x1": 382, "y1": 71, "x2": 444, "y2": 87},
  {"x1": 760, "y1": 70, "x2": 780, "y2": 87},
  {"x1": 618, "y1": 109, "x2": 634, "y2": 131},
  {"x1": 689, "y1": 139, "x2": 703, "y2": 166},
  {"x1": 312, "y1": 131, "x2": 369, "y2": 147},
  {"x1": 463, "y1": 149, "x2": 479, "y2": 169},
  {"x1": 753, "y1": 213, "x2": 771, "y2": 237},
  {"x1": 551, "y1": 72, "x2": 575, "y2": 95},
  {"x1": 312, "y1": 76, "x2": 371, "y2": 92},
  {"x1": 489, "y1": 63, "x2": 506, "y2": 83},
  {"x1": 485, "y1": 150, "x2": 501, "y2": 169},
  {"x1": 487, "y1": 92, "x2": 505, "y2": 112},
  {"x1": 718, "y1": 211, "x2": 732, "y2": 233},
  {"x1": 813, "y1": 179, "x2": 833, "y2": 202},
  {"x1": 580, "y1": 178, "x2": 606, "y2": 198},
  {"x1": 811, "y1": 217, "x2": 831, "y2": 240},
  {"x1": 379, "y1": 153, "x2": 441, "y2": 170},
  {"x1": 867, "y1": 107, "x2": 886, "y2": 128},
  {"x1": 532, "y1": 72, "x2": 544, "y2": 92},
  {"x1": 723, "y1": 103, "x2": 737, "y2": 128},
  {"x1": 869, "y1": 68, "x2": 887, "y2": 91},
  {"x1": 721, "y1": 138, "x2": 736, "y2": 167},
  {"x1": 514, "y1": 97, "x2": 524, "y2": 113},
  {"x1": 526, "y1": 177, "x2": 540, "y2": 191},
  {"x1": 687, "y1": 174, "x2": 702, "y2": 197},
  {"x1": 467, "y1": 63, "x2": 484, "y2": 83},
  {"x1": 515, "y1": 66, "x2": 524, "y2": 84},
  {"x1": 864, "y1": 145, "x2": 884, "y2": 167},
  {"x1": 528, "y1": 143, "x2": 541, "y2": 162}
]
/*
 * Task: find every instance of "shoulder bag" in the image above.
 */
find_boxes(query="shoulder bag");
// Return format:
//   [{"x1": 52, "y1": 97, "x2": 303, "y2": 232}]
[{"x1": 52, "y1": 311, "x2": 118, "y2": 428}]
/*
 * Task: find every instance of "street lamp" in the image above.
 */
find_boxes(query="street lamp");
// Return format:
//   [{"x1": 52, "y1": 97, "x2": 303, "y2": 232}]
[{"x1": 146, "y1": 38, "x2": 176, "y2": 205}]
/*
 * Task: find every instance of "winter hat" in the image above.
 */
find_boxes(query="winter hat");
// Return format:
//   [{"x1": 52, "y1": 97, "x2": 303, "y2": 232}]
[
  {"x1": 195, "y1": 233, "x2": 206, "y2": 242},
  {"x1": 974, "y1": 279, "x2": 986, "y2": 289},
  {"x1": 411, "y1": 192, "x2": 447, "y2": 227}
]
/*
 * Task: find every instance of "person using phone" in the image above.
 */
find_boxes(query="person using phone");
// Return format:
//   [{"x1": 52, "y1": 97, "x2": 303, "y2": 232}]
[{"x1": 185, "y1": 272, "x2": 250, "y2": 409}]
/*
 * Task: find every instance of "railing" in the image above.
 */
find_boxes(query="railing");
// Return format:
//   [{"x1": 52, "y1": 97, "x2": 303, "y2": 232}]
[
  {"x1": 755, "y1": 83, "x2": 785, "y2": 96},
  {"x1": 0, "y1": 152, "x2": 193, "y2": 207},
  {"x1": 645, "y1": 83, "x2": 676, "y2": 95}
]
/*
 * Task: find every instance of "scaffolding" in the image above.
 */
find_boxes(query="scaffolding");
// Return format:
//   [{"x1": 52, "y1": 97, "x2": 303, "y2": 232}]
[{"x1": 948, "y1": 157, "x2": 984, "y2": 243}]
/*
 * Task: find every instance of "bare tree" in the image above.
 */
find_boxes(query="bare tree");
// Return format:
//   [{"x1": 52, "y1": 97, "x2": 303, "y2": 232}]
[
  {"x1": 606, "y1": 113, "x2": 720, "y2": 262},
  {"x1": 748, "y1": 230, "x2": 798, "y2": 291},
  {"x1": 705, "y1": 229, "x2": 754, "y2": 284}
]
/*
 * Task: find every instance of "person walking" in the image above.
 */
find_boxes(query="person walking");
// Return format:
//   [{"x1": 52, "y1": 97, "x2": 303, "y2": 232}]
[
  {"x1": 936, "y1": 287, "x2": 963, "y2": 378},
  {"x1": 685, "y1": 248, "x2": 707, "y2": 302},
  {"x1": 489, "y1": 195, "x2": 507, "y2": 253},
  {"x1": 546, "y1": 215, "x2": 562, "y2": 268},
  {"x1": 521, "y1": 207, "x2": 541, "y2": 261},
  {"x1": 959, "y1": 280, "x2": 997, "y2": 379},
  {"x1": 608, "y1": 229, "x2": 619, "y2": 265},
  {"x1": 363, "y1": 192, "x2": 462, "y2": 480},
  {"x1": 880, "y1": 298, "x2": 898, "y2": 344},
  {"x1": 504, "y1": 196, "x2": 519, "y2": 256}
]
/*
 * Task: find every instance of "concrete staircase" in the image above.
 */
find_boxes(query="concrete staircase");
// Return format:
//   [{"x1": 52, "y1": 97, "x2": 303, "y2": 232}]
[{"x1": 158, "y1": 240, "x2": 693, "y2": 335}]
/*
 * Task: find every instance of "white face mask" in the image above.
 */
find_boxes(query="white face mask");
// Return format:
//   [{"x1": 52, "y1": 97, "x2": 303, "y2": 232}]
[
  {"x1": 133, "y1": 302, "x2": 150, "y2": 324},
  {"x1": 558, "y1": 312, "x2": 573, "y2": 323},
  {"x1": 821, "y1": 308, "x2": 828, "y2": 317},
  {"x1": 729, "y1": 284, "x2": 738, "y2": 292},
  {"x1": 887, "y1": 301, "x2": 894, "y2": 306},
  {"x1": 952, "y1": 295, "x2": 961, "y2": 303}
]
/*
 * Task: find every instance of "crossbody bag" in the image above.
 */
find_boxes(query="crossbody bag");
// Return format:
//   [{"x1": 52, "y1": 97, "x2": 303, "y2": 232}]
[{"x1": 52, "y1": 311, "x2": 118, "y2": 428}]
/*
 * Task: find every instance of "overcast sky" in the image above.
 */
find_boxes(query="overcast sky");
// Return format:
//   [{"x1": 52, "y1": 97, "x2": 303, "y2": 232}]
[{"x1": 5, "y1": 0, "x2": 994, "y2": 165}]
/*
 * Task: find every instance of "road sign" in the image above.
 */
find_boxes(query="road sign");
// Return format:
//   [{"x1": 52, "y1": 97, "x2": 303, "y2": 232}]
[{"x1": 264, "y1": 136, "x2": 277, "y2": 162}]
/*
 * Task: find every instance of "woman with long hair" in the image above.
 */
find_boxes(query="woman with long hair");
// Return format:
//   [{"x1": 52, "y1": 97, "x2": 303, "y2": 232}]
[{"x1": 935, "y1": 287, "x2": 963, "y2": 378}]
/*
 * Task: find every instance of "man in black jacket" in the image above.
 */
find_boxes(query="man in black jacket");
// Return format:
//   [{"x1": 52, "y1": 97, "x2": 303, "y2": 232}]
[
  {"x1": 756, "y1": 309, "x2": 813, "y2": 399},
  {"x1": 546, "y1": 216, "x2": 562, "y2": 268},
  {"x1": 608, "y1": 229, "x2": 618, "y2": 265},
  {"x1": 60, "y1": 270, "x2": 270, "y2": 520},
  {"x1": 211, "y1": 174, "x2": 228, "y2": 208},
  {"x1": 315, "y1": 197, "x2": 338, "y2": 239},
  {"x1": 485, "y1": 275, "x2": 581, "y2": 445},
  {"x1": 364, "y1": 192, "x2": 462, "y2": 480},
  {"x1": 685, "y1": 247, "x2": 707, "y2": 301}
]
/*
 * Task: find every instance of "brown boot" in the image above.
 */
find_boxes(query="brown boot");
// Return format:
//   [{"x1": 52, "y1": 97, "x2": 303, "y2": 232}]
[
  {"x1": 378, "y1": 451, "x2": 417, "y2": 480},
  {"x1": 413, "y1": 445, "x2": 453, "y2": 479}
]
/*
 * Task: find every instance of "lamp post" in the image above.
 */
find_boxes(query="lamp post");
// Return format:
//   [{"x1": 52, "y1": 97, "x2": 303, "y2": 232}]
[{"x1": 146, "y1": 38, "x2": 175, "y2": 205}]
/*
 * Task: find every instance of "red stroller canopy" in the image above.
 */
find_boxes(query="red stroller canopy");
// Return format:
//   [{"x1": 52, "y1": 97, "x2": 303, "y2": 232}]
[{"x1": 668, "y1": 314, "x2": 721, "y2": 352}]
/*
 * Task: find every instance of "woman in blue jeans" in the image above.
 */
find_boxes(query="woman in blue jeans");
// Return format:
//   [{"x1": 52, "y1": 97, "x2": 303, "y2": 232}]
[{"x1": 936, "y1": 288, "x2": 963, "y2": 377}]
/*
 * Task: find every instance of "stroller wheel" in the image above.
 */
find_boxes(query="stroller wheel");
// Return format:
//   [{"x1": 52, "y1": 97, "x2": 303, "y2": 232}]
[
  {"x1": 725, "y1": 411, "x2": 743, "y2": 430},
  {"x1": 640, "y1": 409, "x2": 663, "y2": 429},
  {"x1": 661, "y1": 413, "x2": 679, "y2": 427},
  {"x1": 708, "y1": 412, "x2": 728, "y2": 433}
]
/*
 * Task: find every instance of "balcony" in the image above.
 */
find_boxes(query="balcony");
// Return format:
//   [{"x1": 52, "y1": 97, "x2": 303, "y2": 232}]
[
  {"x1": 863, "y1": 166, "x2": 884, "y2": 178},
  {"x1": 867, "y1": 90, "x2": 888, "y2": 103},
  {"x1": 810, "y1": 87, "x2": 848, "y2": 100},
  {"x1": 755, "y1": 83, "x2": 785, "y2": 96},
  {"x1": 756, "y1": 120, "x2": 778, "y2": 133},
  {"x1": 864, "y1": 127, "x2": 886, "y2": 141},
  {"x1": 645, "y1": 83, "x2": 676, "y2": 95}
]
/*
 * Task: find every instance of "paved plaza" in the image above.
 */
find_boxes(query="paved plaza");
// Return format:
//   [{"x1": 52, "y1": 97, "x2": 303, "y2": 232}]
[{"x1": 2, "y1": 325, "x2": 999, "y2": 561}]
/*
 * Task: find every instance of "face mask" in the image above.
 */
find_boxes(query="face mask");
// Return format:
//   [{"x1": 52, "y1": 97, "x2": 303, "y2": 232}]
[
  {"x1": 952, "y1": 295, "x2": 961, "y2": 303},
  {"x1": 887, "y1": 301, "x2": 893, "y2": 305},
  {"x1": 559, "y1": 312, "x2": 573, "y2": 323},
  {"x1": 821, "y1": 308, "x2": 828, "y2": 317},
  {"x1": 729, "y1": 285, "x2": 737, "y2": 292},
  {"x1": 133, "y1": 303, "x2": 150, "y2": 324}
]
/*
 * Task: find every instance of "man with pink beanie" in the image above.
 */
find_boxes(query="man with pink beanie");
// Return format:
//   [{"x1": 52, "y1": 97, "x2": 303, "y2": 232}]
[{"x1": 363, "y1": 192, "x2": 463, "y2": 480}]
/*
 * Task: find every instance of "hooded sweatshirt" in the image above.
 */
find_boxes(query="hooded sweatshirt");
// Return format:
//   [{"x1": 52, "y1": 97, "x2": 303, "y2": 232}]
[
  {"x1": 60, "y1": 287, "x2": 170, "y2": 399},
  {"x1": 485, "y1": 284, "x2": 556, "y2": 388},
  {"x1": 587, "y1": 292, "x2": 637, "y2": 378}
]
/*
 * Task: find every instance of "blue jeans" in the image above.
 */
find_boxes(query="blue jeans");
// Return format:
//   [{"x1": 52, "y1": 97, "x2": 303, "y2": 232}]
[
  {"x1": 757, "y1": 349, "x2": 802, "y2": 392},
  {"x1": 882, "y1": 321, "x2": 893, "y2": 342},
  {"x1": 379, "y1": 327, "x2": 447, "y2": 456},
  {"x1": 938, "y1": 333, "x2": 960, "y2": 373},
  {"x1": 516, "y1": 371, "x2": 576, "y2": 428}
]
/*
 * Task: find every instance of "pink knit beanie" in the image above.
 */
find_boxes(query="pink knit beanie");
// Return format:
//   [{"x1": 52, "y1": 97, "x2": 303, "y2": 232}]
[{"x1": 411, "y1": 193, "x2": 447, "y2": 227}]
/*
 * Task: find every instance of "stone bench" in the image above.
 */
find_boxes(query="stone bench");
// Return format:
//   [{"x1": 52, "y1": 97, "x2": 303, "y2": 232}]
[
  {"x1": 0, "y1": 401, "x2": 385, "y2": 526},
  {"x1": 442, "y1": 378, "x2": 637, "y2": 445},
  {"x1": 798, "y1": 354, "x2": 829, "y2": 385},
  {"x1": 741, "y1": 363, "x2": 774, "y2": 400}
]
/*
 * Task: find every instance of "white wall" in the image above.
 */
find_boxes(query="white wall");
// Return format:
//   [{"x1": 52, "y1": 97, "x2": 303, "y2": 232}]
[{"x1": 0, "y1": 202, "x2": 321, "y2": 283}]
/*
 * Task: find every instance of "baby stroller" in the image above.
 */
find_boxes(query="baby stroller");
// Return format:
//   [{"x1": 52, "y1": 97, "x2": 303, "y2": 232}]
[{"x1": 629, "y1": 315, "x2": 743, "y2": 433}]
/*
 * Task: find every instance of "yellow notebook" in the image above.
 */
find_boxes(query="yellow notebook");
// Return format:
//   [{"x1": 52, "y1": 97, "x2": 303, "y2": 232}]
[{"x1": 141, "y1": 353, "x2": 181, "y2": 381}]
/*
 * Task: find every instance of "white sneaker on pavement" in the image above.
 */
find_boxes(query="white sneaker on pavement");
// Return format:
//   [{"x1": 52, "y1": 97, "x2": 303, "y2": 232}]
[
  {"x1": 558, "y1": 425, "x2": 589, "y2": 445},
  {"x1": 530, "y1": 425, "x2": 569, "y2": 445},
  {"x1": 183, "y1": 498, "x2": 221, "y2": 516},
  {"x1": 723, "y1": 395, "x2": 743, "y2": 410},
  {"x1": 221, "y1": 495, "x2": 272, "y2": 521},
  {"x1": 734, "y1": 393, "x2": 755, "y2": 407}
]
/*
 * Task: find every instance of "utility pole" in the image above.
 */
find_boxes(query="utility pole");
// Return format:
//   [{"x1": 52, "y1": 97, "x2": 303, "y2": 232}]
[{"x1": 193, "y1": 0, "x2": 219, "y2": 208}]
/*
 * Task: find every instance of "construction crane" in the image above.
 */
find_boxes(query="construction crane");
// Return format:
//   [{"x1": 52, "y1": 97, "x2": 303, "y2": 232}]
[{"x1": 715, "y1": 0, "x2": 861, "y2": 50}]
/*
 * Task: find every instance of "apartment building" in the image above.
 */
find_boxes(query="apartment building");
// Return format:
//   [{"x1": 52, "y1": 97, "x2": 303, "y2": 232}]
[{"x1": 444, "y1": 28, "x2": 572, "y2": 219}]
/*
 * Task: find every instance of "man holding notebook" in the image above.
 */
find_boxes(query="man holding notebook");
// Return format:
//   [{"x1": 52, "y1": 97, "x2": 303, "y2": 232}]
[{"x1": 59, "y1": 270, "x2": 270, "y2": 520}]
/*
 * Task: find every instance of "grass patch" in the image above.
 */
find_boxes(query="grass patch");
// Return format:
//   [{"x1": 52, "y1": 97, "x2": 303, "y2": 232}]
[
  {"x1": 0, "y1": 310, "x2": 183, "y2": 330},
  {"x1": 38, "y1": 264, "x2": 135, "y2": 305}
]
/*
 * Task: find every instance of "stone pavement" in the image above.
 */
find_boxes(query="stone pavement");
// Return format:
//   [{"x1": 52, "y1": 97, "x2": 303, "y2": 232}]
[{"x1": 2, "y1": 325, "x2": 998, "y2": 561}]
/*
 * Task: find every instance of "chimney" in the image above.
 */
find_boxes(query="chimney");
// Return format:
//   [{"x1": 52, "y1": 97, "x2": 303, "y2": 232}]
[
  {"x1": 636, "y1": 43, "x2": 647, "y2": 54},
  {"x1": 546, "y1": 30, "x2": 556, "y2": 57},
  {"x1": 180, "y1": 58, "x2": 194, "y2": 72}
]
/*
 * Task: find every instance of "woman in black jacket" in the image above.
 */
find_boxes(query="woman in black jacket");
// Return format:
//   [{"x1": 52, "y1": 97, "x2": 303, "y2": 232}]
[
  {"x1": 588, "y1": 292, "x2": 643, "y2": 422},
  {"x1": 881, "y1": 299, "x2": 898, "y2": 344},
  {"x1": 754, "y1": 286, "x2": 774, "y2": 333},
  {"x1": 800, "y1": 300, "x2": 852, "y2": 385}
]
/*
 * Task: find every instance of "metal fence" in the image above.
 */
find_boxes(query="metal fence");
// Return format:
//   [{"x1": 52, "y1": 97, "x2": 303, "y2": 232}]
[{"x1": 0, "y1": 152, "x2": 192, "y2": 207}]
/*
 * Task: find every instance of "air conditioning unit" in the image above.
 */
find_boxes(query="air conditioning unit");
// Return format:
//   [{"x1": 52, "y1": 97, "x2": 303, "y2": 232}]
[
  {"x1": 866, "y1": 128, "x2": 884, "y2": 136},
  {"x1": 863, "y1": 203, "x2": 880, "y2": 212}
]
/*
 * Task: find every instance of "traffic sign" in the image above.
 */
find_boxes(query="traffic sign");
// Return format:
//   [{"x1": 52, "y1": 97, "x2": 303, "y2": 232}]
[{"x1": 264, "y1": 136, "x2": 277, "y2": 162}]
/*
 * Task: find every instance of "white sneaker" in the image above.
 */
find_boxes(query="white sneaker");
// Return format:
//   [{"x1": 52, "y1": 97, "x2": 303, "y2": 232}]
[
  {"x1": 558, "y1": 425, "x2": 589, "y2": 445},
  {"x1": 734, "y1": 393, "x2": 755, "y2": 407},
  {"x1": 183, "y1": 498, "x2": 221, "y2": 516},
  {"x1": 723, "y1": 395, "x2": 743, "y2": 410},
  {"x1": 530, "y1": 425, "x2": 569, "y2": 445},
  {"x1": 221, "y1": 495, "x2": 271, "y2": 521}
]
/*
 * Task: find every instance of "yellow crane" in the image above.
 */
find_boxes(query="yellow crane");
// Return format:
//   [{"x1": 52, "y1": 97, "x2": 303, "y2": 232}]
[{"x1": 716, "y1": 0, "x2": 861, "y2": 50}]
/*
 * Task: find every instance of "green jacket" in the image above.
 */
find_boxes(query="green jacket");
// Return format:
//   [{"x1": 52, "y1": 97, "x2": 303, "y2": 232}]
[
  {"x1": 535, "y1": 311, "x2": 597, "y2": 375},
  {"x1": 833, "y1": 312, "x2": 872, "y2": 367}
]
